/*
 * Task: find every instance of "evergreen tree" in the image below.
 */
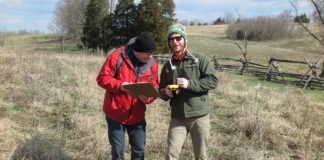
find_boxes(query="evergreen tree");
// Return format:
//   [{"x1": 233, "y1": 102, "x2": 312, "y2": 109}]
[
  {"x1": 138, "y1": 0, "x2": 175, "y2": 53},
  {"x1": 93, "y1": 0, "x2": 175, "y2": 53},
  {"x1": 138, "y1": 0, "x2": 162, "y2": 34},
  {"x1": 83, "y1": 0, "x2": 107, "y2": 52},
  {"x1": 160, "y1": 0, "x2": 176, "y2": 24},
  {"x1": 158, "y1": 0, "x2": 175, "y2": 52},
  {"x1": 111, "y1": 0, "x2": 139, "y2": 46},
  {"x1": 294, "y1": 13, "x2": 310, "y2": 23},
  {"x1": 100, "y1": 15, "x2": 114, "y2": 53},
  {"x1": 213, "y1": 17, "x2": 225, "y2": 25}
]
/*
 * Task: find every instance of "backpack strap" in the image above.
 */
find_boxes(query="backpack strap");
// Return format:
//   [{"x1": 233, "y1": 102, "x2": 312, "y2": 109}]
[
  {"x1": 113, "y1": 48, "x2": 124, "y2": 78},
  {"x1": 114, "y1": 47, "x2": 155, "y2": 81},
  {"x1": 148, "y1": 62, "x2": 155, "y2": 81}
]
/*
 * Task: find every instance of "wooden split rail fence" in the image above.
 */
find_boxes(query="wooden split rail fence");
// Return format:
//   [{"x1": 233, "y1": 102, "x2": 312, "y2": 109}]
[
  {"x1": 153, "y1": 55, "x2": 324, "y2": 90},
  {"x1": 154, "y1": 55, "x2": 169, "y2": 64},
  {"x1": 212, "y1": 56, "x2": 324, "y2": 90}
]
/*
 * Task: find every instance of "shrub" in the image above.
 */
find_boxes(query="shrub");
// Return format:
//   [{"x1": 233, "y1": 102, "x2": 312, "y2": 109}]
[
  {"x1": 294, "y1": 13, "x2": 310, "y2": 23},
  {"x1": 226, "y1": 13, "x2": 304, "y2": 41}
]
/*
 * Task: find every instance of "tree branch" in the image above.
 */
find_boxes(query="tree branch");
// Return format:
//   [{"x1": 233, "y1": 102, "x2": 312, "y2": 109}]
[
  {"x1": 311, "y1": 0, "x2": 324, "y2": 24},
  {"x1": 290, "y1": 0, "x2": 324, "y2": 45}
]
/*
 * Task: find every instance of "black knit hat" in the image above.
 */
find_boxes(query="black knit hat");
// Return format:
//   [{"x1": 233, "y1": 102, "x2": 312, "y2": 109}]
[{"x1": 134, "y1": 32, "x2": 156, "y2": 53}]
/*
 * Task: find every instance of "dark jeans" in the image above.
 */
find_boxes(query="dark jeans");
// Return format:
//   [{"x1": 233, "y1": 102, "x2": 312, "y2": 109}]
[{"x1": 106, "y1": 117, "x2": 146, "y2": 160}]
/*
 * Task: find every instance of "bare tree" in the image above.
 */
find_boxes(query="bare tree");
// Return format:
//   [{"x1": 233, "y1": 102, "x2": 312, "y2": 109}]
[
  {"x1": 52, "y1": 0, "x2": 117, "y2": 51},
  {"x1": 107, "y1": 0, "x2": 118, "y2": 14},
  {"x1": 291, "y1": 0, "x2": 324, "y2": 77},
  {"x1": 311, "y1": 0, "x2": 324, "y2": 23},
  {"x1": 224, "y1": 11, "x2": 236, "y2": 24},
  {"x1": 226, "y1": 12, "x2": 303, "y2": 41},
  {"x1": 291, "y1": 0, "x2": 324, "y2": 45},
  {"x1": 53, "y1": 0, "x2": 91, "y2": 50},
  {"x1": 177, "y1": 19, "x2": 190, "y2": 26},
  {"x1": 49, "y1": 1, "x2": 66, "y2": 53}
]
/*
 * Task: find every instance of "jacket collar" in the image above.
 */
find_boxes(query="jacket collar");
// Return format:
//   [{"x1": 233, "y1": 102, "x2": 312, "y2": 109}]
[{"x1": 172, "y1": 51, "x2": 187, "y2": 61}]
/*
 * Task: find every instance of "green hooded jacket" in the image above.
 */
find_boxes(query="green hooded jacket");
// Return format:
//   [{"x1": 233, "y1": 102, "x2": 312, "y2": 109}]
[{"x1": 159, "y1": 51, "x2": 218, "y2": 118}]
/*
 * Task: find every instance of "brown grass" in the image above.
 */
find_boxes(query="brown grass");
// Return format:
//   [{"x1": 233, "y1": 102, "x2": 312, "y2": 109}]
[
  {"x1": 211, "y1": 72, "x2": 324, "y2": 159},
  {"x1": 187, "y1": 25, "x2": 324, "y2": 76},
  {"x1": 0, "y1": 26, "x2": 323, "y2": 159}
]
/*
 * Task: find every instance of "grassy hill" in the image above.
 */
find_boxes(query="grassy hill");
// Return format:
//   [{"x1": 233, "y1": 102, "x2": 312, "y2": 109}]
[{"x1": 0, "y1": 25, "x2": 323, "y2": 159}]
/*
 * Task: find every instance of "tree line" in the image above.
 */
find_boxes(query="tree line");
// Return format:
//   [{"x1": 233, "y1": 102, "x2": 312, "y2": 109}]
[
  {"x1": 52, "y1": 0, "x2": 175, "y2": 54},
  {"x1": 179, "y1": 12, "x2": 312, "y2": 27},
  {"x1": 51, "y1": 0, "x2": 323, "y2": 53}
]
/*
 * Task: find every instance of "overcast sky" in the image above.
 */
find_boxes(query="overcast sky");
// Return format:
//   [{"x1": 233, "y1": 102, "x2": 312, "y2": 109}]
[{"x1": 0, "y1": 0, "x2": 313, "y2": 33}]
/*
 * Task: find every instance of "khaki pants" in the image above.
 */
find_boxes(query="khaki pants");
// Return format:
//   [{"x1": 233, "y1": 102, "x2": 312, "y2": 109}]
[{"x1": 165, "y1": 114, "x2": 210, "y2": 160}]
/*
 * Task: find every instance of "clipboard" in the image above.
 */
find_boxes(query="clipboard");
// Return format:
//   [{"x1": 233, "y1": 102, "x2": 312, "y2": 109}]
[{"x1": 122, "y1": 82, "x2": 160, "y2": 98}]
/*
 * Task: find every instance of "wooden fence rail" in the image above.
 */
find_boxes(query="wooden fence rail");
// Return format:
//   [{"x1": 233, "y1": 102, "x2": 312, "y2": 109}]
[
  {"x1": 153, "y1": 55, "x2": 324, "y2": 90},
  {"x1": 211, "y1": 56, "x2": 324, "y2": 90},
  {"x1": 154, "y1": 55, "x2": 169, "y2": 64}
]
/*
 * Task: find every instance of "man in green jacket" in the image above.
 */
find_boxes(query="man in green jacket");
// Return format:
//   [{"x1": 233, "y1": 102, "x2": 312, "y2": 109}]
[{"x1": 159, "y1": 23, "x2": 218, "y2": 160}]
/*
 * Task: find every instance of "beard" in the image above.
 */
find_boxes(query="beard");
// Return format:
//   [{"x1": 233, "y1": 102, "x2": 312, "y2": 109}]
[{"x1": 172, "y1": 44, "x2": 186, "y2": 55}]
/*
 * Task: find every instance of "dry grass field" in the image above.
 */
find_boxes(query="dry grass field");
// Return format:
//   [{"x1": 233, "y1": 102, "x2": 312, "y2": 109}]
[{"x1": 0, "y1": 25, "x2": 323, "y2": 160}]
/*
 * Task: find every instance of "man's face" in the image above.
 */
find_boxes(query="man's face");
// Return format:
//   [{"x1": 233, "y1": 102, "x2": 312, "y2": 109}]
[
  {"x1": 134, "y1": 51, "x2": 154, "y2": 63},
  {"x1": 168, "y1": 33, "x2": 185, "y2": 54}
]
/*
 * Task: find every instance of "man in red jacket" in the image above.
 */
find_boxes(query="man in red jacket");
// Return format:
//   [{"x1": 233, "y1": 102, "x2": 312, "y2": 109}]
[{"x1": 97, "y1": 32, "x2": 159, "y2": 160}]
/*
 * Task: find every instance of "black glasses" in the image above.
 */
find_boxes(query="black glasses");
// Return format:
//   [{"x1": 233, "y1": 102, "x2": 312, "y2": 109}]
[{"x1": 168, "y1": 36, "x2": 182, "y2": 42}]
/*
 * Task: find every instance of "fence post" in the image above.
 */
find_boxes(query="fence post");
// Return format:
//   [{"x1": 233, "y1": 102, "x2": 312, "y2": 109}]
[
  {"x1": 212, "y1": 56, "x2": 222, "y2": 71},
  {"x1": 300, "y1": 58, "x2": 321, "y2": 89},
  {"x1": 319, "y1": 59, "x2": 324, "y2": 78},
  {"x1": 265, "y1": 57, "x2": 273, "y2": 81},
  {"x1": 238, "y1": 59, "x2": 248, "y2": 75}
]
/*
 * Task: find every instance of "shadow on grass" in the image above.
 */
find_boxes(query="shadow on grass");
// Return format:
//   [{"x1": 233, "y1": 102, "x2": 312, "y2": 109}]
[{"x1": 11, "y1": 133, "x2": 72, "y2": 160}]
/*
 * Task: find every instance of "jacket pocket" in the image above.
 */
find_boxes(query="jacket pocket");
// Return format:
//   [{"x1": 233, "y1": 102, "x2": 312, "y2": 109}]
[
  {"x1": 105, "y1": 92, "x2": 126, "y2": 111},
  {"x1": 182, "y1": 65, "x2": 199, "y2": 80}
]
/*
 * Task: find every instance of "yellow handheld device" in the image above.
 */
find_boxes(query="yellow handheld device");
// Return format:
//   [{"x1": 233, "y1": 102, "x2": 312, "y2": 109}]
[{"x1": 167, "y1": 84, "x2": 179, "y2": 91}]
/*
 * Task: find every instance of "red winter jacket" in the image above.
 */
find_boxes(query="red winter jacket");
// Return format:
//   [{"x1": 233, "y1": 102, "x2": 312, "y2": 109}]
[{"x1": 97, "y1": 46, "x2": 159, "y2": 125}]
